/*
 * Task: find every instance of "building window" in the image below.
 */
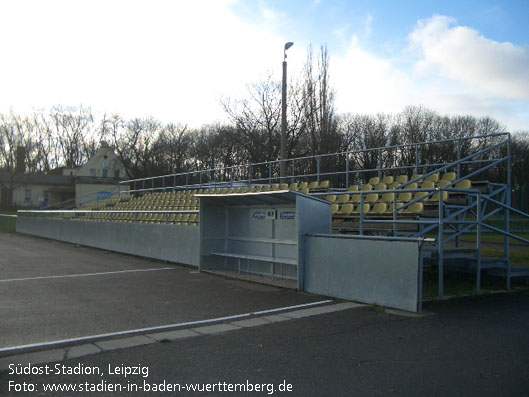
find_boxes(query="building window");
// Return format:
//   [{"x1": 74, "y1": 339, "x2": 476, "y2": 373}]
[
  {"x1": 90, "y1": 168, "x2": 96, "y2": 177},
  {"x1": 114, "y1": 169, "x2": 120, "y2": 178},
  {"x1": 25, "y1": 189, "x2": 31, "y2": 202}
]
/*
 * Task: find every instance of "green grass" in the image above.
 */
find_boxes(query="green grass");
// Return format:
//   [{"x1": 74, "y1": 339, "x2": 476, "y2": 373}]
[
  {"x1": 0, "y1": 213, "x2": 17, "y2": 233},
  {"x1": 481, "y1": 247, "x2": 529, "y2": 267},
  {"x1": 459, "y1": 232, "x2": 529, "y2": 244},
  {"x1": 484, "y1": 218, "x2": 529, "y2": 231}
]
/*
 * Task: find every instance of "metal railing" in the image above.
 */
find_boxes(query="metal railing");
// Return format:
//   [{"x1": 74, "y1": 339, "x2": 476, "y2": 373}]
[
  {"x1": 18, "y1": 209, "x2": 199, "y2": 225},
  {"x1": 118, "y1": 133, "x2": 509, "y2": 195}
]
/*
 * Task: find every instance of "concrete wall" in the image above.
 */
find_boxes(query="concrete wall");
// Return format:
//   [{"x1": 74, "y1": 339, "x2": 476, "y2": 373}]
[
  {"x1": 17, "y1": 217, "x2": 200, "y2": 267},
  {"x1": 303, "y1": 235, "x2": 422, "y2": 312}
]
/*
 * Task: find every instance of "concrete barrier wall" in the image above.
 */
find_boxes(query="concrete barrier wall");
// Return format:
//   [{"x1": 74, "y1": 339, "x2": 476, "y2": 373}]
[
  {"x1": 16, "y1": 217, "x2": 200, "y2": 267},
  {"x1": 303, "y1": 235, "x2": 422, "y2": 312}
]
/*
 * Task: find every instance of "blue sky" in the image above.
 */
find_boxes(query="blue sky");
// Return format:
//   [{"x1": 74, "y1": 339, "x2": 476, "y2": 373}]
[{"x1": 0, "y1": 0, "x2": 528, "y2": 131}]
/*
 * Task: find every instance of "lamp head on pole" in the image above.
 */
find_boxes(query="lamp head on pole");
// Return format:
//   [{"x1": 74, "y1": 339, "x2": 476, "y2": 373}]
[{"x1": 284, "y1": 41, "x2": 294, "y2": 60}]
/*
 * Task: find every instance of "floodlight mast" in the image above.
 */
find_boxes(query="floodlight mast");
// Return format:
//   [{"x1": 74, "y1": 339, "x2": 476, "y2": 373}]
[{"x1": 280, "y1": 42, "x2": 294, "y2": 180}]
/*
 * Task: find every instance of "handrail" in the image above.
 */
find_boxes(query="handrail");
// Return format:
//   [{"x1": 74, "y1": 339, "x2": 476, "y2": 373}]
[
  {"x1": 18, "y1": 209, "x2": 199, "y2": 214},
  {"x1": 120, "y1": 133, "x2": 509, "y2": 185}
]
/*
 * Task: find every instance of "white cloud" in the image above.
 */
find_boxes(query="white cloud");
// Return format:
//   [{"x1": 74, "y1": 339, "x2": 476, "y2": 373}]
[
  {"x1": 332, "y1": 16, "x2": 529, "y2": 131},
  {"x1": 332, "y1": 36, "x2": 413, "y2": 115},
  {"x1": 0, "y1": 0, "x2": 291, "y2": 126},
  {"x1": 0, "y1": 3, "x2": 527, "y2": 132},
  {"x1": 409, "y1": 15, "x2": 529, "y2": 99}
]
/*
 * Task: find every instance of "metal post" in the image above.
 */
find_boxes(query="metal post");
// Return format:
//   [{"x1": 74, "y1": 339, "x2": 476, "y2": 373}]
[
  {"x1": 359, "y1": 193, "x2": 364, "y2": 235},
  {"x1": 162, "y1": 176, "x2": 165, "y2": 191},
  {"x1": 506, "y1": 135, "x2": 512, "y2": 289},
  {"x1": 345, "y1": 156, "x2": 350, "y2": 188},
  {"x1": 457, "y1": 141, "x2": 462, "y2": 179},
  {"x1": 248, "y1": 165, "x2": 252, "y2": 186},
  {"x1": 415, "y1": 144, "x2": 419, "y2": 175},
  {"x1": 291, "y1": 160, "x2": 295, "y2": 184},
  {"x1": 317, "y1": 156, "x2": 321, "y2": 183},
  {"x1": 280, "y1": 42, "x2": 293, "y2": 180},
  {"x1": 476, "y1": 192, "x2": 482, "y2": 292},
  {"x1": 269, "y1": 163, "x2": 272, "y2": 184},
  {"x1": 378, "y1": 149, "x2": 382, "y2": 181},
  {"x1": 393, "y1": 196, "x2": 397, "y2": 236},
  {"x1": 280, "y1": 60, "x2": 288, "y2": 179},
  {"x1": 199, "y1": 171, "x2": 202, "y2": 187},
  {"x1": 438, "y1": 189, "x2": 444, "y2": 298}
]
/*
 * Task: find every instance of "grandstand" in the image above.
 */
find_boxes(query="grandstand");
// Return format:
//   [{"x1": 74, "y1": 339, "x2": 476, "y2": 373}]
[{"x1": 17, "y1": 133, "x2": 529, "y2": 311}]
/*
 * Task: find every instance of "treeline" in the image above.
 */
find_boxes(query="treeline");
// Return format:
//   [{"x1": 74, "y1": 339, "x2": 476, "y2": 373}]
[{"x1": 0, "y1": 45, "x2": 528, "y2": 210}]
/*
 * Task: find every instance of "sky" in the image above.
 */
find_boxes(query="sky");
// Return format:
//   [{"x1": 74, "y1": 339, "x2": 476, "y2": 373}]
[{"x1": 0, "y1": 0, "x2": 528, "y2": 131}]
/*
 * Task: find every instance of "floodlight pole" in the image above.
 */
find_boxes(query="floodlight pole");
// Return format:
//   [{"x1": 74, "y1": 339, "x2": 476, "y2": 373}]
[{"x1": 280, "y1": 42, "x2": 293, "y2": 180}]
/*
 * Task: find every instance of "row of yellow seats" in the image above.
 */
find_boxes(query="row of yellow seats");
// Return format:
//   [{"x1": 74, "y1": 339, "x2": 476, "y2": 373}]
[
  {"x1": 363, "y1": 172, "x2": 456, "y2": 187},
  {"x1": 327, "y1": 189, "x2": 449, "y2": 206},
  {"x1": 332, "y1": 201, "x2": 424, "y2": 216},
  {"x1": 347, "y1": 177, "x2": 470, "y2": 193}
]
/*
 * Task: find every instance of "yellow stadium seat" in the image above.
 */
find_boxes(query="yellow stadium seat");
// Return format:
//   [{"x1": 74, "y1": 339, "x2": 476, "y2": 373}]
[
  {"x1": 397, "y1": 192, "x2": 412, "y2": 202},
  {"x1": 365, "y1": 193, "x2": 379, "y2": 203},
  {"x1": 337, "y1": 194, "x2": 350, "y2": 204},
  {"x1": 368, "y1": 177, "x2": 380, "y2": 185},
  {"x1": 271, "y1": 184, "x2": 280, "y2": 191},
  {"x1": 412, "y1": 192, "x2": 429, "y2": 202},
  {"x1": 388, "y1": 182, "x2": 401, "y2": 190},
  {"x1": 299, "y1": 181, "x2": 309, "y2": 189},
  {"x1": 382, "y1": 176, "x2": 394, "y2": 185},
  {"x1": 455, "y1": 179, "x2": 472, "y2": 189},
  {"x1": 308, "y1": 181, "x2": 319, "y2": 190},
  {"x1": 396, "y1": 175, "x2": 409, "y2": 184},
  {"x1": 374, "y1": 183, "x2": 387, "y2": 191},
  {"x1": 338, "y1": 203, "x2": 354, "y2": 215},
  {"x1": 381, "y1": 192, "x2": 396, "y2": 203},
  {"x1": 410, "y1": 174, "x2": 423, "y2": 182},
  {"x1": 350, "y1": 194, "x2": 361, "y2": 203},
  {"x1": 441, "y1": 172, "x2": 456, "y2": 181},
  {"x1": 404, "y1": 183, "x2": 418, "y2": 190},
  {"x1": 370, "y1": 202, "x2": 387, "y2": 215},
  {"x1": 347, "y1": 185, "x2": 359, "y2": 192},
  {"x1": 325, "y1": 195, "x2": 337, "y2": 203},
  {"x1": 331, "y1": 203, "x2": 340, "y2": 214},
  {"x1": 420, "y1": 181, "x2": 435, "y2": 189},
  {"x1": 428, "y1": 191, "x2": 449, "y2": 201},
  {"x1": 353, "y1": 203, "x2": 370, "y2": 214},
  {"x1": 402, "y1": 202, "x2": 424, "y2": 214},
  {"x1": 279, "y1": 183, "x2": 289, "y2": 190},
  {"x1": 437, "y1": 180, "x2": 451, "y2": 188},
  {"x1": 318, "y1": 180, "x2": 330, "y2": 189},
  {"x1": 361, "y1": 183, "x2": 373, "y2": 191},
  {"x1": 289, "y1": 182, "x2": 299, "y2": 191},
  {"x1": 425, "y1": 173, "x2": 440, "y2": 183}
]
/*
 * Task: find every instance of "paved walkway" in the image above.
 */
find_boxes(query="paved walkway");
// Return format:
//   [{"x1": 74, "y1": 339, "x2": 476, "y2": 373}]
[{"x1": 0, "y1": 233, "x2": 323, "y2": 349}]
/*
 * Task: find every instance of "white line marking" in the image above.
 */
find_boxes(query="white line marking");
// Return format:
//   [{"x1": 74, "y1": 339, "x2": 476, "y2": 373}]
[
  {"x1": 0, "y1": 267, "x2": 175, "y2": 283},
  {"x1": 0, "y1": 300, "x2": 333, "y2": 354}
]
